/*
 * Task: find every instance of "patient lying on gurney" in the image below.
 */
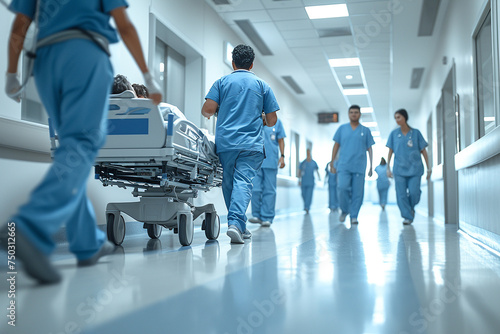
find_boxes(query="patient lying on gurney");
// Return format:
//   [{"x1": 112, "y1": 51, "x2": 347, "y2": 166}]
[{"x1": 111, "y1": 74, "x2": 217, "y2": 162}]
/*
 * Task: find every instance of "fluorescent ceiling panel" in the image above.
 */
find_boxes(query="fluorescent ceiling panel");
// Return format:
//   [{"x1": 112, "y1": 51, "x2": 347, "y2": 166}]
[
  {"x1": 344, "y1": 88, "x2": 368, "y2": 95},
  {"x1": 234, "y1": 20, "x2": 273, "y2": 56},
  {"x1": 362, "y1": 122, "x2": 378, "y2": 127},
  {"x1": 329, "y1": 58, "x2": 360, "y2": 67},
  {"x1": 361, "y1": 107, "x2": 373, "y2": 113},
  {"x1": 305, "y1": 4, "x2": 349, "y2": 20}
]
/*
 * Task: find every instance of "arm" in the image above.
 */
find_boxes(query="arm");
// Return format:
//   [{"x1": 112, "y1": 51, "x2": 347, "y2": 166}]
[
  {"x1": 330, "y1": 142, "x2": 340, "y2": 173},
  {"x1": 202, "y1": 99, "x2": 218, "y2": 119},
  {"x1": 316, "y1": 169, "x2": 321, "y2": 182},
  {"x1": 278, "y1": 138, "x2": 285, "y2": 168},
  {"x1": 5, "y1": 14, "x2": 32, "y2": 102},
  {"x1": 111, "y1": 7, "x2": 161, "y2": 105},
  {"x1": 367, "y1": 147, "x2": 373, "y2": 177},
  {"x1": 386, "y1": 148, "x2": 393, "y2": 178},
  {"x1": 421, "y1": 148, "x2": 432, "y2": 180},
  {"x1": 265, "y1": 111, "x2": 277, "y2": 127}
]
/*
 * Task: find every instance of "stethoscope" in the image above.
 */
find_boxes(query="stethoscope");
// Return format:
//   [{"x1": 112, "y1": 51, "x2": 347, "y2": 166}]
[{"x1": 397, "y1": 129, "x2": 413, "y2": 147}]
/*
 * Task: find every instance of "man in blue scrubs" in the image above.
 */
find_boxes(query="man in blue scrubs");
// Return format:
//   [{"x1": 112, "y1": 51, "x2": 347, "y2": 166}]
[
  {"x1": 202, "y1": 44, "x2": 279, "y2": 244},
  {"x1": 330, "y1": 105, "x2": 374, "y2": 224},
  {"x1": 2, "y1": 0, "x2": 161, "y2": 284},
  {"x1": 249, "y1": 115, "x2": 286, "y2": 227},
  {"x1": 299, "y1": 149, "x2": 320, "y2": 214}
]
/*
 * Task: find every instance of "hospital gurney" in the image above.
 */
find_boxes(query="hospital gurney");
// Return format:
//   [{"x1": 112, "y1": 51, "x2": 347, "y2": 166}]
[{"x1": 49, "y1": 91, "x2": 222, "y2": 246}]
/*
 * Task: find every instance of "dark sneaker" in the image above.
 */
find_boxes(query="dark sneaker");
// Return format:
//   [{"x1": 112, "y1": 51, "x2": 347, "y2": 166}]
[
  {"x1": 227, "y1": 225, "x2": 244, "y2": 244},
  {"x1": 248, "y1": 217, "x2": 262, "y2": 224},
  {"x1": 77, "y1": 241, "x2": 116, "y2": 267},
  {"x1": 0, "y1": 223, "x2": 61, "y2": 284}
]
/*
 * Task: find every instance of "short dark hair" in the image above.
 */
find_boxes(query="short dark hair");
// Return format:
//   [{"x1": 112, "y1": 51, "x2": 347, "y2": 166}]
[
  {"x1": 232, "y1": 44, "x2": 255, "y2": 70},
  {"x1": 395, "y1": 108, "x2": 409, "y2": 122},
  {"x1": 112, "y1": 74, "x2": 134, "y2": 94},
  {"x1": 132, "y1": 83, "x2": 149, "y2": 98},
  {"x1": 348, "y1": 105, "x2": 361, "y2": 112}
]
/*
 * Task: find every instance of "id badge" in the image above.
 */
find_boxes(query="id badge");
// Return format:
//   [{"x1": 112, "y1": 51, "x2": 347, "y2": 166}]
[
  {"x1": 271, "y1": 134, "x2": 276, "y2": 141},
  {"x1": 407, "y1": 139, "x2": 413, "y2": 147}
]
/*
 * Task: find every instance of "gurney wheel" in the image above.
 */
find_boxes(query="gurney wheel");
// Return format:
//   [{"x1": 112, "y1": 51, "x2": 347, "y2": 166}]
[
  {"x1": 107, "y1": 214, "x2": 126, "y2": 246},
  {"x1": 146, "y1": 224, "x2": 162, "y2": 239},
  {"x1": 204, "y1": 213, "x2": 220, "y2": 240},
  {"x1": 178, "y1": 214, "x2": 193, "y2": 246}
]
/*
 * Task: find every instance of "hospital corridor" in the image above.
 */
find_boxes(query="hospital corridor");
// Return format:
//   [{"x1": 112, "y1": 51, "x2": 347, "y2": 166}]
[{"x1": 1, "y1": 0, "x2": 500, "y2": 333}]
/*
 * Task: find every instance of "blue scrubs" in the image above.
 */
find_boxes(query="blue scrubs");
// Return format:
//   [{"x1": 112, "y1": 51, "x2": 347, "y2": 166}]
[
  {"x1": 387, "y1": 128, "x2": 428, "y2": 220},
  {"x1": 8, "y1": 0, "x2": 126, "y2": 259},
  {"x1": 251, "y1": 119, "x2": 286, "y2": 223},
  {"x1": 326, "y1": 161, "x2": 338, "y2": 210},
  {"x1": 299, "y1": 159, "x2": 319, "y2": 211},
  {"x1": 206, "y1": 70, "x2": 279, "y2": 233},
  {"x1": 375, "y1": 165, "x2": 390, "y2": 206},
  {"x1": 333, "y1": 123, "x2": 374, "y2": 219}
]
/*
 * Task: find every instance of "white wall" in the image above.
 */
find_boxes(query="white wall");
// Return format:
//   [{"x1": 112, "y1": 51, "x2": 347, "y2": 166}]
[{"x1": 0, "y1": 0, "x2": 337, "y2": 226}]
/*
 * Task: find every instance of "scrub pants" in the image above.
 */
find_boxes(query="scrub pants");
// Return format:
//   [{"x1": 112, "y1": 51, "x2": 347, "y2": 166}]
[
  {"x1": 219, "y1": 150, "x2": 264, "y2": 233},
  {"x1": 377, "y1": 186, "x2": 389, "y2": 206},
  {"x1": 301, "y1": 184, "x2": 314, "y2": 211},
  {"x1": 394, "y1": 175, "x2": 422, "y2": 220},
  {"x1": 328, "y1": 175, "x2": 338, "y2": 210},
  {"x1": 11, "y1": 40, "x2": 113, "y2": 260},
  {"x1": 337, "y1": 171, "x2": 365, "y2": 219},
  {"x1": 251, "y1": 167, "x2": 278, "y2": 223}
]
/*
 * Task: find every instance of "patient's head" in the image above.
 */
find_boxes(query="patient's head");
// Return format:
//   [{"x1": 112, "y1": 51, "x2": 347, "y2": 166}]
[
  {"x1": 112, "y1": 74, "x2": 136, "y2": 96},
  {"x1": 132, "y1": 83, "x2": 149, "y2": 98}
]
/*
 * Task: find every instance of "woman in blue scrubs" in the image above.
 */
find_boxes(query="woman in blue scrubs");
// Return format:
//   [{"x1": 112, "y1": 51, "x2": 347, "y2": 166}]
[
  {"x1": 3, "y1": 0, "x2": 161, "y2": 284},
  {"x1": 374, "y1": 158, "x2": 390, "y2": 210},
  {"x1": 386, "y1": 109, "x2": 431, "y2": 225},
  {"x1": 299, "y1": 149, "x2": 320, "y2": 214}
]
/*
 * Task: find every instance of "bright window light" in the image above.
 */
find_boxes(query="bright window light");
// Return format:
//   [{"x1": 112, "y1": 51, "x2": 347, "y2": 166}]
[
  {"x1": 224, "y1": 41, "x2": 234, "y2": 68},
  {"x1": 343, "y1": 88, "x2": 368, "y2": 95},
  {"x1": 329, "y1": 58, "x2": 360, "y2": 67},
  {"x1": 305, "y1": 4, "x2": 349, "y2": 19},
  {"x1": 159, "y1": 62, "x2": 165, "y2": 73},
  {"x1": 346, "y1": 75, "x2": 353, "y2": 80},
  {"x1": 362, "y1": 122, "x2": 378, "y2": 127},
  {"x1": 484, "y1": 116, "x2": 495, "y2": 122},
  {"x1": 361, "y1": 107, "x2": 373, "y2": 113}
]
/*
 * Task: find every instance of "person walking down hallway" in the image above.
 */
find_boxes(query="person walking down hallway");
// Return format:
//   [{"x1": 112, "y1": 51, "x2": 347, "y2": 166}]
[
  {"x1": 202, "y1": 44, "x2": 279, "y2": 244},
  {"x1": 375, "y1": 158, "x2": 390, "y2": 210},
  {"x1": 386, "y1": 109, "x2": 431, "y2": 225},
  {"x1": 1, "y1": 0, "x2": 162, "y2": 284},
  {"x1": 299, "y1": 149, "x2": 320, "y2": 214},
  {"x1": 330, "y1": 105, "x2": 374, "y2": 224},
  {"x1": 249, "y1": 115, "x2": 286, "y2": 227},
  {"x1": 325, "y1": 160, "x2": 339, "y2": 212}
]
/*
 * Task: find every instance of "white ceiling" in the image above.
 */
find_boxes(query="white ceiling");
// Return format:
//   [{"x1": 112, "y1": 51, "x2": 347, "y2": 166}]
[{"x1": 205, "y1": 0, "x2": 449, "y2": 139}]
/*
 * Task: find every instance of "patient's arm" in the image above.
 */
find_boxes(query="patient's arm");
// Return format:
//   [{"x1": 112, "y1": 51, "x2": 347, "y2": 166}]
[{"x1": 202, "y1": 99, "x2": 218, "y2": 119}]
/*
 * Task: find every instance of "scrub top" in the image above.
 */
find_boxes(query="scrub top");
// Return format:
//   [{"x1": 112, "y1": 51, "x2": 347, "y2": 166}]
[
  {"x1": 9, "y1": 0, "x2": 128, "y2": 43},
  {"x1": 205, "y1": 70, "x2": 280, "y2": 154},
  {"x1": 333, "y1": 123, "x2": 375, "y2": 174},
  {"x1": 375, "y1": 165, "x2": 390, "y2": 188},
  {"x1": 261, "y1": 118, "x2": 286, "y2": 169},
  {"x1": 386, "y1": 128, "x2": 428, "y2": 176},
  {"x1": 299, "y1": 159, "x2": 318, "y2": 186}
]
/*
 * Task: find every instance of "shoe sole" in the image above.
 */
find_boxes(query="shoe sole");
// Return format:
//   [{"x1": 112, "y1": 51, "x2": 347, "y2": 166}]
[
  {"x1": 227, "y1": 229, "x2": 244, "y2": 244},
  {"x1": 248, "y1": 219, "x2": 262, "y2": 224},
  {"x1": 261, "y1": 222, "x2": 271, "y2": 227}
]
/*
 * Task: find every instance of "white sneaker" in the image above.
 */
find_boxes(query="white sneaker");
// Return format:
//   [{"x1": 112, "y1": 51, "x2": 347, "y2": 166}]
[
  {"x1": 339, "y1": 212, "x2": 348, "y2": 222},
  {"x1": 227, "y1": 225, "x2": 244, "y2": 244},
  {"x1": 261, "y1": 220, "x2": 271, "y2": 227},
  {"x1": 351, "y1": 217, "x2": 358, "y2": 224},
  {"x1": 248, "y1": 217, "x2": 262, "y2": 224},
  {"x1": 403, "y1": 219, "x2": 413, "y2": 225}
]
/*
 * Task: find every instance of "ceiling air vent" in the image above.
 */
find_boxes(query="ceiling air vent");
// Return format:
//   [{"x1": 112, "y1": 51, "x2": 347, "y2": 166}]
[
  {"x1": 282, "y1": 76, "x2": 304, "y2": 94},
  {"x1": 318, "y1": 27, "x2": 352, "y2": 38},
  {"x1": 410, "y1": 68, "x2": 425, "y2": 89},
  {"x1": 418, "y1": 0, "x2": 441, "y2": 36},
  {"x1": 212, "y1": 0, "x2": 237, "y2": 5},
  {"x1": 234, "y1": 20, "x2": 273, "y2": 56}
]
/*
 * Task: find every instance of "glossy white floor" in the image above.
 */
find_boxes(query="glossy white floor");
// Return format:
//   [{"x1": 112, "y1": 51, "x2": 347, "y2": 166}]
[{"x1": 1, "y1": 203, "x2": 500, "y2": 334}]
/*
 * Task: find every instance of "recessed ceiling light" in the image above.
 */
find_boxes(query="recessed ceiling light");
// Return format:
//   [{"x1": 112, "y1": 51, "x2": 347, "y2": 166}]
[
  {"x1": 362, "y1": 122, "x2": 378, "y2": 127},
  {"x1": 343, "y1": 88, "x2": 368, "y2": 95},
  {"x1": 305, "y1": 4, "x2": 349, "y2": 20},
  {"x1": 329, "y1": 58, "x2": 360, "y2": 67},
  {"x1": 346, "y1": 75, "x2": 353, "y2": 80},
  {"x1": 361, "y1": 107, "x2": 373, "y2": 113}
]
